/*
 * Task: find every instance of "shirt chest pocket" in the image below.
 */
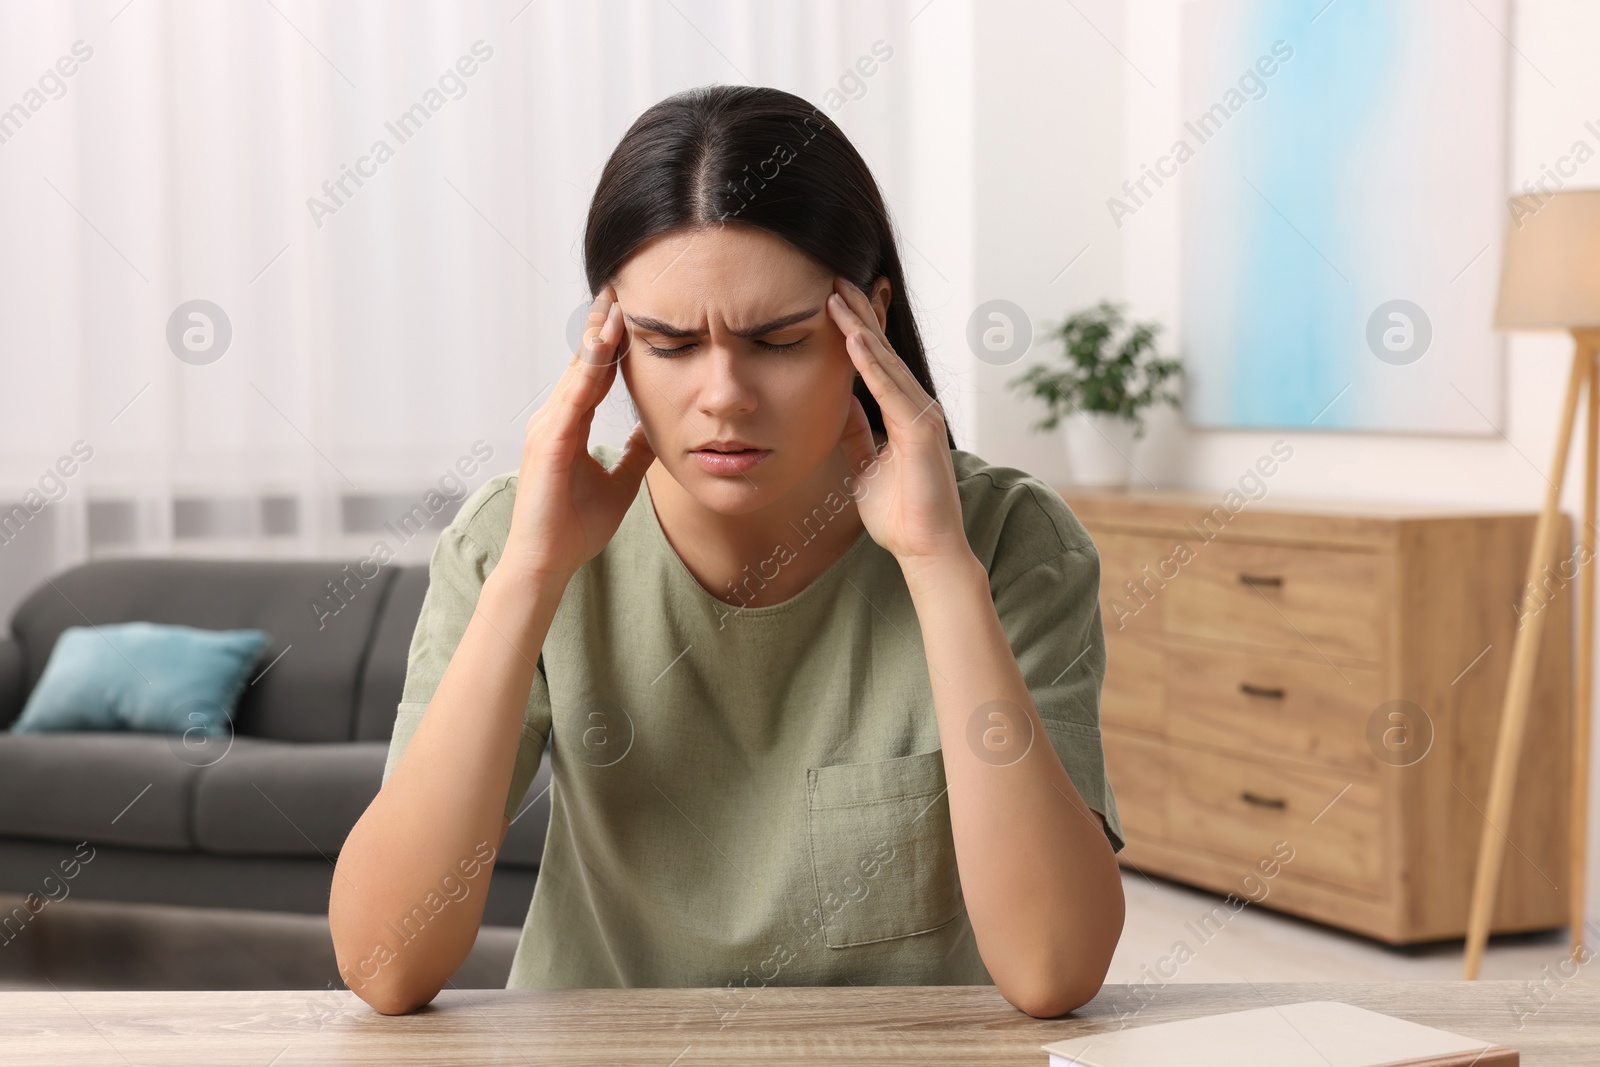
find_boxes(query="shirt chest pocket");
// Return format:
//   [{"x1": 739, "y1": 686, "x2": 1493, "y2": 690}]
[{"x1": 804, "y1": 748, "x2": 965, "y2": 948}]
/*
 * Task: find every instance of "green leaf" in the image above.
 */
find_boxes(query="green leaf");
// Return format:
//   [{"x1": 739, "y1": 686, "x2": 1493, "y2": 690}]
[{"x1": 1003, "y1": 299, "x2": 1184, "y2": 436}]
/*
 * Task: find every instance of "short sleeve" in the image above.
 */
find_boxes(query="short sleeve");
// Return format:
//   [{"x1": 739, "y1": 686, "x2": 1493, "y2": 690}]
[
  {"x1": 380, "y1": 488, "x2": 554, "y2": 825},
  {"x1": 992, "y1": 541, "x2": 1126, "y2": 853}
]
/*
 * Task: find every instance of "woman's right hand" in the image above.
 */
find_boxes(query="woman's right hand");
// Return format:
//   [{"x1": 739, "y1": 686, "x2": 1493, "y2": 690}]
[{"x1": 498, "y1": 286, "x2": 655, "y2": 585}]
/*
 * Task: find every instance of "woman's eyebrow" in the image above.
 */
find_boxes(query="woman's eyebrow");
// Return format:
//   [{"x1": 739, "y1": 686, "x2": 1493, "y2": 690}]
[
  {"x1": 623, "y1": 314, "x2": 699, "y2": 339},
  {"x1": 624, "y1": 308, "x2": 821, "y2": 339},
  {"x1": 732, "y1": 308, "x2": 821, "y2": 337}
]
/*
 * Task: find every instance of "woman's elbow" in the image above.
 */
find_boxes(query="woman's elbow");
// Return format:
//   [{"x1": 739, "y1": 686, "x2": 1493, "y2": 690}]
[
  {"x1": 330, "y1": 913, "x2": 441, "y2": 1015},
  {"x1": 341, "y1": 962, "x2": 442, "y2": 1016},
  {"x1": 1006, "y1": 911, "x2": 1123, "y2": 1018},
  {"x1": 1010, "y1": 972, "x2": 1106, "y2": 1019},
  {"x1": 364, "y1": 984, "x2": 438, "y2": 1016}
]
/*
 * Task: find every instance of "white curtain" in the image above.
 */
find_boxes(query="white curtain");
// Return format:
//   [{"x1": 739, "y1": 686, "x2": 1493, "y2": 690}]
[{"x1": 0, "y1": 0, "x2": 965, "y2": 620}]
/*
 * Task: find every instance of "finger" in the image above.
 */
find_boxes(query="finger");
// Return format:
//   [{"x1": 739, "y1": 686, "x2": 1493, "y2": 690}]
[
  {"x1": 609, "y1": 420, "x2": 656, "y2": 491},
  {"x1": 573, "y1": 288, "x2": 611, "y2": 360},
  {"x1": 580, "y1": 288, "x2": 625, "y2": 369},
  {"x1": 550, "y1": 304, "x2": 619, "y2": 418},
  {"x1": 841, "y1": 319, "x2": 945, "y2": 436},
  {"x1": 835, "y1": 277, "x2": 892, "y2": 349},
  {"x1": 825, "y1": 290, "x2": 892, "y2": 390},
  {"x1": 829, "y1": 282, "x2": 930, "y2": 407},
  {"x1": 572, "y1": 305, "x2": 625, "y2": 416},
  {"x1": 578, "y1": 297, "x2": 606, "y2": 354},
  {"x1": 842, "y1": 326, "x2": 917, "y2": 430},
  {"x1": 571, "y1": 339, "x2": 618, "y2": 438},
  {"x1": 571, "y1": 300, "x2": 626, "y2": 393},
  {"x1": 827, "y1": 293, "x2": 937, "y2": 431},
  {"x1": 540, "y1": 290, "x2": 619, "y2": 418},
  {"x1": 540, "y1": 300, "x2": 624, "y2": 447}
]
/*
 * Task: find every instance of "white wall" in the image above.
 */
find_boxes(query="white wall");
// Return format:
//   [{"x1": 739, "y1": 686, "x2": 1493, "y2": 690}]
[{"x1": 969, "y1": 0, "x2": 1126, "y2": 478}]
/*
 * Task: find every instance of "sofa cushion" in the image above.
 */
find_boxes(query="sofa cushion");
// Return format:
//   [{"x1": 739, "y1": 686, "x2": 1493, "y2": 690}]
[
  {"x1": 191, "y1": 738, "x2": 388, "y2": 857},
  {"x1": 10, "y1": 559, "x2": 398, "y2": 742},
  {"x1": 10, "y1": 623, "x2": 270, "y2": 736},
  {"x1": 0, "y1": 733, "x2": 200, "y2": 849}
]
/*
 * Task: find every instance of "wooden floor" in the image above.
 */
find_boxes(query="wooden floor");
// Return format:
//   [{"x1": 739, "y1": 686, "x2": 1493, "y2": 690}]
[
  {"x1": 1107, "y1": 870, "x2": 1592, "y2": 984},
  {"x1": 2, "y1": 870, "x2": 1593, "y2": 991}
]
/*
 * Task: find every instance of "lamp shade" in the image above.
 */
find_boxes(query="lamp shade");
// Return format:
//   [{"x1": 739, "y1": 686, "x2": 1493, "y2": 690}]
[{"x1": 1493, "y1": 188, "x2": 1600, "y2": 330}]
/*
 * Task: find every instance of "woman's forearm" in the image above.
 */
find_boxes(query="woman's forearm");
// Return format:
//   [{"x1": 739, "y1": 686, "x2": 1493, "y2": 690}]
[
  {"x1": 329, "y1": 565, "x2": 568, "y2": 1013},
  {"x1": 901, "y1": 551, "x2": 1125, "y2": 1018}
]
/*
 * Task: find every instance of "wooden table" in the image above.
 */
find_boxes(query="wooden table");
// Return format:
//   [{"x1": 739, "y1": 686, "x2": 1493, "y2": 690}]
[{"x1": 3, "y1": 982, "x2": 1595, "y2": 1065}]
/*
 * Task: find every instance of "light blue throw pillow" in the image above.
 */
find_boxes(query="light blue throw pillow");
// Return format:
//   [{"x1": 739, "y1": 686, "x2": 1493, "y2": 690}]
[{"x1": 10, "y1": 622, "x2": 271, "y2": 737}]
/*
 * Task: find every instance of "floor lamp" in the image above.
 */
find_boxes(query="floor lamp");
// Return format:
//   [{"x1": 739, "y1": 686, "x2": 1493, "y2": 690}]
[{"x1": 1465, "y1": 188, "x2": 1600, "y2": 979}]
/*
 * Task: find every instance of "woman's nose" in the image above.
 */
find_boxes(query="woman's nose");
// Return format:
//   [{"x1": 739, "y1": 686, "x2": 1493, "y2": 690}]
[{"x1": 696, "y1": 346, "x2": 757, "y2": 418}]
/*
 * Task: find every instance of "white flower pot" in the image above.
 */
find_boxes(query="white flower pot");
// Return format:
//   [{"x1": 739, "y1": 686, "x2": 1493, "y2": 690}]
[{"x1": 1061, "y1": 411, "x2": 1138, "y2": 488}]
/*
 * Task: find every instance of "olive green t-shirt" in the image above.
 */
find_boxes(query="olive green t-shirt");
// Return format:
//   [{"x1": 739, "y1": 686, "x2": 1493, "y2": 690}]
[{"x1": 380, "y1": 442, "x2": 1124, "y2": 995}]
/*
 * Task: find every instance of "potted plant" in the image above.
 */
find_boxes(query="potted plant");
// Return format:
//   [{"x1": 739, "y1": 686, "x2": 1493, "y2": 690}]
[{"x1": 1007, "y1": 299, "x2": 1183, "y2": 487}]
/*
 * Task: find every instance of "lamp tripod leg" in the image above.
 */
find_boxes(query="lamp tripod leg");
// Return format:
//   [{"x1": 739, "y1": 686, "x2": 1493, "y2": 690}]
[
  {"x1": 1464, "y1": 340, "x2": 1590, "y2": 980},
  {"x1": 1573, "y1": 338, "x2": 1599, "y2": 963}
]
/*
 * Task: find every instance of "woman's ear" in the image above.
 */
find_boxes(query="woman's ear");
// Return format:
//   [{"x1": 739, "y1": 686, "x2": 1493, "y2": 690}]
[{"x1": 869, "y1": 276, "x2": 892, "y2": 331}]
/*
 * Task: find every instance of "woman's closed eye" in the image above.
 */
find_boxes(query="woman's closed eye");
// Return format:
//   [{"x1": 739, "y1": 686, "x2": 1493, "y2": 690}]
[
  {"x1": 754, "y1": 335, "x2": 808, "y2": 352},
  {"x1": 643, "y1": 335, "x2": 809, "y2": 358}
]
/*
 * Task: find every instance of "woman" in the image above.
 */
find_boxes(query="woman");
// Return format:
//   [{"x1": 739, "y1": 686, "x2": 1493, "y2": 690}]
[{"x1": 329, "y1": 85, "x2": 1125, "y2": 1020}]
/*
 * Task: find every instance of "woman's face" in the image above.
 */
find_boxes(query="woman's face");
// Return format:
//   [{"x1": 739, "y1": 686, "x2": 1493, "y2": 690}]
[{"x1": 611, "y1": 223, "x2": 888, "y2": 515}]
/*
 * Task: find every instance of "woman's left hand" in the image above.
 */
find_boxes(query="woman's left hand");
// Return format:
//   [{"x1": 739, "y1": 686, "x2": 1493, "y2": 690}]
[{"x1": 825, "y1": 277, "x2": 973, "y2": 575}]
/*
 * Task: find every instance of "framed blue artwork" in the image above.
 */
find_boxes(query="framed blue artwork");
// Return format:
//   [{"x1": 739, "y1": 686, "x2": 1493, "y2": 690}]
[{"x1": 1176, "y1": 0, "x2": 1508, "y2": 433}]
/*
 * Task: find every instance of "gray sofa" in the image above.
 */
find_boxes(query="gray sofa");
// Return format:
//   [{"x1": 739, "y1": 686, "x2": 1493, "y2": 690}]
[{"x1": 0, "y1": 558, "x2": 549, "y2": 928}]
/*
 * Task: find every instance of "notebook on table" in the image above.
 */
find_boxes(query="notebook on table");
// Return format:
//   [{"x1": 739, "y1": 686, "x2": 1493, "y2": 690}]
[{"x1": 1041, "y1": 1000, "x2": 1516, "y2": 1066}]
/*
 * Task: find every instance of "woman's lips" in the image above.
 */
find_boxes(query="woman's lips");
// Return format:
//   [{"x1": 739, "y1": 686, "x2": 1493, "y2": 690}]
[{"x1": 690, "y1": 448, "x2": 772, "y2": 476}]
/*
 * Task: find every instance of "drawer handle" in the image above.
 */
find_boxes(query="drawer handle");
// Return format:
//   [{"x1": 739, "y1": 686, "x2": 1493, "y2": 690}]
[
  {"x1": 1240, "y1": 791, "x2": 1287, "y2": 811},
  {"x1": 1239, "y1": 573, "x2": 1283, "y2": 588},
  {"x1": 1239, "y1": 682, "x2": 1286, "y2": 700}
]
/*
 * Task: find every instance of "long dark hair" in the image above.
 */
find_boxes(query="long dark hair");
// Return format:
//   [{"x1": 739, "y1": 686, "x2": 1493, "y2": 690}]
[{"x1": 583, "y1": 85, "x2": 955, "y2": 450}]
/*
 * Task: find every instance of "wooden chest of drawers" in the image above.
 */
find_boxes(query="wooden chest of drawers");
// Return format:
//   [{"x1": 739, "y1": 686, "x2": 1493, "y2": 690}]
[{"x1": 1058, "y1": 487, "x2": 1572, "y2": 944}]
